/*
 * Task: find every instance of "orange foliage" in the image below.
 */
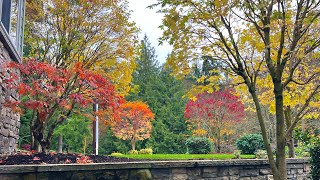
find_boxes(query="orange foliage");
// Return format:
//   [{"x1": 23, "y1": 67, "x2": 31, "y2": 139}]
[{"x1": 111, "y1": 101, "x2": 154, "y2": 150}]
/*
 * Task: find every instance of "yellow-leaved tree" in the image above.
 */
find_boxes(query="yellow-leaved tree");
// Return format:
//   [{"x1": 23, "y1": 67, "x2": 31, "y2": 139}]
[
  {"x1": 25, "y1": 0, "x2": 138, "y2": 95},
  {"x1": 155, "y1": 0, "x2": 320, "y2": 179}
]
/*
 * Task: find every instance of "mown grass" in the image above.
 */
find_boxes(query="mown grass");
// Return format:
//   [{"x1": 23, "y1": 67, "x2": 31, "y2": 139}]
[{"x1": 111, "y1": 154, "x2": 255, "y2": 160}]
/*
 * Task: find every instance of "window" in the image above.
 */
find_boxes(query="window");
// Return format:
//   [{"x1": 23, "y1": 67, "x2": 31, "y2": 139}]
[{"x1": 0, "y1": 0, "x2": 25, "y2": 61}]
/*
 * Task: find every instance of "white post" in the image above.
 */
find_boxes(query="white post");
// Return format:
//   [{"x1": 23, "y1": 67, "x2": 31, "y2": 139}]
[{"x1": 95, "y1": 103, "x2": 99, "y2": 155}]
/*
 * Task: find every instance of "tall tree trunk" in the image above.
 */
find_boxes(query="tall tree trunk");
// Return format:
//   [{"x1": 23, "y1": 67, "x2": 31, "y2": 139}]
[
  {"x1": 274, "y1": 83, "x2": 287, "y2": 180},
  {"x1": 58, "y1": 135, "x2": 63, "y2": 153}
]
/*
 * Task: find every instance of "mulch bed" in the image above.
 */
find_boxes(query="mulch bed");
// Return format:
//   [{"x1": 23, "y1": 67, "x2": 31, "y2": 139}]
[{"x1": 0, "y1": 153, "x2": 141, "y2": 165}]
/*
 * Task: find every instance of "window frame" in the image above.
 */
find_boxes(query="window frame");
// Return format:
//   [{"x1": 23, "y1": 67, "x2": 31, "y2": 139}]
[{"x1": 0, "y1": 0, "x2": 25, "y2": 63}]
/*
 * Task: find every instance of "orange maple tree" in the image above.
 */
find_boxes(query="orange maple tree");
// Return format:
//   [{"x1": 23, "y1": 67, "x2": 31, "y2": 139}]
[
  {"x1": 4, "y1": 59, "x2": 121, "y2": 153},
  {"x1": 111, "y1": 101, "x2": 154, "y2": 150}
]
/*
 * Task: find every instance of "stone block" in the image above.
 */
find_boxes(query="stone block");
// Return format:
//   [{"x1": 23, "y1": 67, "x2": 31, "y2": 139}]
[
  {"x1": 287, "y1": 164, "x2": 304, "y2": 169},
  {"x1": 239, "y1": 177, "x2": 251, "y2": 180},
  {"x1": 23, "y1": 173, "x2": 37, "y2": 180},
  {"x1": 130, "y1": 169, "x2": 152, "y2": 180},
  {"x1": 290, "y1": 168, "x2": 298, "y2": 175},
  {"x1": 259, "y1": 168, "x2": 271, "y2": 175},
  {"x1": 96, "y1": 171, "x2": 116, "y2": 180},
  {"x1": 115, "y1": 170, "x2": 129, "y2": 179},
  {"x1": 202, "y1": 167, "x2": 218, "y2": 178},
  {"x1": 229, "y1": 177, "x2": 240, "y2": 180},
  {"x1": 186, "y1": 167, "x2": 201, "y2": 177},
  {"x1": 213, "y1": 177, "x2": 229, "y2": 180},
  {"x1": 172, "y1": 174, "x2": 188, "y2": 180},
  {"x1": 172, "y1": 168, "x2": 187, "y2": 174},
  {"x1": 0, "y1": 174, "x2": 21, "y2": 180},
  {"x1": 297, "y1": 169, "x2": 303, "y2": 174},
  {"x1": 218, "y1": 167, "x2": 229, "y2": 177},
  {"x1": 240, "y1": 169, "x2": 259, "y2": 177},
  {"x1": 0, "y1": 128, "x2": 9, "y2": 136},
  {"x1": 266, "y1": 175, "x2": 274, "y2": 180},
  {"x1": 297, "y1": 175, "x2": 309, "y2": 180},
  {"x1": 251, "y1": 177, "x2": 266, "y2": 180},
  {"x1": 229, "y1": 167, "x2": 240, "y2": 176},
  {"x1": 151, "y1": 168, "x2": 171, "y2": 179}
]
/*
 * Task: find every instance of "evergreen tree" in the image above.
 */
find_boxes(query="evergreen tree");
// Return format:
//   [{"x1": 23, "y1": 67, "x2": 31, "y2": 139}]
[{"x1": 108, "y1": 34, "x2": 190, "y2": 153}]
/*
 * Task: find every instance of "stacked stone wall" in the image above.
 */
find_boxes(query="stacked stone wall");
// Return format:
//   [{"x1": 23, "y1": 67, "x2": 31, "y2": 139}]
[
  {"x1": 0, "y1": 40, "x2": 20, "y2": 155},
  {"x1": 0, "y1": 159, "x2": 310, "y2": 180}
]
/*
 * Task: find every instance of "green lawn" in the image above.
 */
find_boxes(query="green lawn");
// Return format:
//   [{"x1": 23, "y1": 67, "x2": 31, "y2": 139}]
[{"x1": 111, "y1": 154, "x2": 255, "y2": 160}]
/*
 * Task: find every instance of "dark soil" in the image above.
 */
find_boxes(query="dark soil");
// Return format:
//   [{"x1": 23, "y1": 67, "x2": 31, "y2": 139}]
[{"x1": 0, "y1": 153, "x2": 141, "y2": 165}]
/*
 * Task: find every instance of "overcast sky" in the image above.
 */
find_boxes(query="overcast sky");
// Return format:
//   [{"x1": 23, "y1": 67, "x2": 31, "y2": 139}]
[{"x1": 127, "y1": 0, "x2": 171, "y2": 64}]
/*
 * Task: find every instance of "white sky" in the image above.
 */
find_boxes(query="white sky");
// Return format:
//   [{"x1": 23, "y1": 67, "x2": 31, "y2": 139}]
[{"x1": 127, "y1": 0, "x2": 172, "y2": 64}]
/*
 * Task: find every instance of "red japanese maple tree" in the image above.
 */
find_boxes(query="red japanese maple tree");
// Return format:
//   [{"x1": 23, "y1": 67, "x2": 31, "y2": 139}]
[
  {"x1": 4, "y1": 59, "x2": 121, "y2": 153},
  {"x1": 184, "y1": 89, "x2": 245, "y2": 152},
  {"x1": 111, "y1": 101, "x2": 154, "y2": 150}
]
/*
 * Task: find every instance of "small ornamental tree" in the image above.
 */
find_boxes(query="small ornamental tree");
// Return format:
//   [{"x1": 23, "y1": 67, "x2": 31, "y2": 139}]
[
  {"x1": 4, "y1": 59, "x2": 121, "y2": 153},
  {"x1": 184, "y1": 89, "x2": 245, "y2": 152},
  {"x1": 111, "y1": 101, "x2": 154, "y2": 150}
]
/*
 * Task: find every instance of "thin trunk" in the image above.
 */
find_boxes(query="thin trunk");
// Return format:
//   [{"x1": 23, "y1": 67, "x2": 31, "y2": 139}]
[
  {"x1": 288, "y1": 138, "x2": 295, "y2": 158},
  {"x1": 217, "y1": 125, "x2": 221, "y2": 153},
  {"x1": 37, "y1": 142, "x2": 41, "y2": 152},
  {"x1": 58, "y1": 135, "x2": 63, "y2": 153},
  {"x1": 250, "y1": 90, "x2": 280, "y2": 178},
  {"x1": 284, "y1": 107, "x2": 295, "y2": 158},
  {"x1": 131, "y1": 138, "x2": 136, "y2": 151}
]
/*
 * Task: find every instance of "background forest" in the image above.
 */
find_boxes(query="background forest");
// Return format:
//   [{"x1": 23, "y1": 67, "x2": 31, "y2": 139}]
[{"x1": 10, "y1": 0, "x2": 319, "y2": 158}]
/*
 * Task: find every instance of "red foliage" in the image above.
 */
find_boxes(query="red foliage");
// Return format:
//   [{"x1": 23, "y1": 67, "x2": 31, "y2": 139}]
[
  {"x1": 3, "y1": 59, "x2": 122, "y2": 152},
  {"x1": 184, "y1": 89, "x2": 245, "y2": 152},
  {"x1": 5, "y1": 59, "x2": 121, "y2": 122},
  {"x1": 185, "y1": 89, "x2": 245, "y2": 124}
]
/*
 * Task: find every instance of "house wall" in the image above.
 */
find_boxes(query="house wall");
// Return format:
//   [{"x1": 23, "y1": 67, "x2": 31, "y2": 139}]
[{"x1": 0, "y1": 40, "x2": 20, "y2": 155}]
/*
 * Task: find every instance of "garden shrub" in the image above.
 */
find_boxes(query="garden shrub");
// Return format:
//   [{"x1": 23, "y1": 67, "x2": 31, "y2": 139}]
[
  {"x1": 110, "y1": 152, "x2": 123, "y2": 156},
  {"x1": 310, "y1": 144, "x2": 320, "y2": 180},
  {"x1": 295, "y1": 142, "x2": 310, "y2": 157},
  {"x1": 128, "y1": 150, "x2": 139, "y2": 155},
  {"x1": 185, "y1": 137, "x2": 213, "y2": 154},
  {"x1": 233, "y1": 150, "x2": 241, "y2": 159},
  {"x1": 235, "y1": 134, "x2": 265, "y2": 154},
  {"x1": 139, "y1": 148, "x2": 153, "y2": 154},
  {"x1": 255, "y1": 149, "x2": 268, "y2": 159}
]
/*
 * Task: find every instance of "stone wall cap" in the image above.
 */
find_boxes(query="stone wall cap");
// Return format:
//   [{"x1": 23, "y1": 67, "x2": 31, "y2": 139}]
[{"x1": 0, "y1": 158, "x2": 309, "y2": 174}]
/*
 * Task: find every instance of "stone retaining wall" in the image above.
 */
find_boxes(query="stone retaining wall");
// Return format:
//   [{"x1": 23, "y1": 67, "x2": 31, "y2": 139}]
[
  {"x1": 0, "y1": 159, "x2": 310, "y2": 180},
  {"x1": 0, "y1": 41, "x2": 20, "y2": 155}
]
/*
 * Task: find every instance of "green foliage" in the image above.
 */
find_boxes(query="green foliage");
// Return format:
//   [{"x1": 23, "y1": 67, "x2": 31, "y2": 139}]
[
  {"x1": 99, "y1": 127, "x2": 131, "y2": 155},
  {"x1": 128, "y1": 150, "x2": 139, "y2": 155},
  {"x1": 235, "y1": 134, "x2": 265, "y2": 154},
  {"x1": 310, "y1": 144, "x2": 320, "y2": 180},
  {"x1": 294, "y1": 142, "x2": 311, "y2": 157},
  {"x1": 255, "y1": 149, "x2": 268, "y2": 159},
  {"x1": 18, "y1": 108, "x2": 33, "y2": 147},
  {"x1": 127, "y1": 35, "x2": 190, "y2": 154},
  {"x1": 185, "y1": 137, "x2": 213, "y2": 154},
  {"x1": 294, "y1": 127, "x2": 320, "y2": 145},
  {"x1": 139, "y1": 148, "x2": 153, "y2": 155},
  {"x1": 52, "y1": 115, "x2": 91, "y2": 153},
  {"x1": 110, "y1": 154, "x2": 255, "y2": 160}
]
